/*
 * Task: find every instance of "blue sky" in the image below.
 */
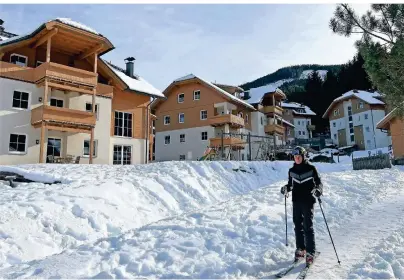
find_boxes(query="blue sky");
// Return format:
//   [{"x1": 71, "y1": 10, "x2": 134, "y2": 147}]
[{"x1": 0, "y1": 4, "x2": 368, "y2": 91}]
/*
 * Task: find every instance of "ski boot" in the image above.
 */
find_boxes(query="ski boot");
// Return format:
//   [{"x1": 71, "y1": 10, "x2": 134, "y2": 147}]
[
  {"x1": 306, "y1": 252, "x2": 315, "y2": 266},
  {"x1": 295, "y1": 249, "x2": 306, "y2": 262}
]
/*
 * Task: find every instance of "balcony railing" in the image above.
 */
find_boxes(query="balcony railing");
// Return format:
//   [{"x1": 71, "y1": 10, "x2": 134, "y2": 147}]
[
  {"x1": 209, "y1": 114, "x2": 245, "y2": 128},
  {"x1": 34, "y1": 62, "x2": 97, "y2": 87},
  {"x1": 265, "y1": 124, "x2": 285, "y2": 135},
  {"x1": 31, "y1": 105, "x2": 96, "y2": 129},
  {"x1": 209, "y1": 137, "x2": 247, "y2": 147},
  {"x1": 263, "y1": 105, "x2": 283, "y2": 115},
  {"x1": 0, "y1": 61, "x2": 36, "y2": 82}
]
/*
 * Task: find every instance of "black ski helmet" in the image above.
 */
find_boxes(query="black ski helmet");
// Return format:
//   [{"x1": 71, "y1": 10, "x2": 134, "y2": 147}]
[{"x1": 292, "y1": 146, "x2": 307, "y2": 159}]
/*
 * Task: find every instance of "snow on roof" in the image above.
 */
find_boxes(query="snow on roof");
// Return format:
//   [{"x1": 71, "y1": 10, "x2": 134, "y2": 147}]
[
  {"x1": 334, "y1": 90, "x2": 384, "y2": 105},
  {"x1": 55, "y1": 18, "x2": 99, "y2": 35},
  {"x1": 282, "y1": 102, "x2": 316, "y2": 116},
  {"x1": 104, "y1": 61, "x2": 164, "y2": 99},
  {"x1": 0, "y1": 31, "x2": 32, "y2": 46},
  {"x1": 172, "y1": 74, "x2": 255, "y2": 110},
  {"x1": 0, "y1": 35, "x2": 9, "y2": 41},
  {"x1": 282, "y1": 119, "x2": 295, "y2": 128},
  {"x1": 243, "y1": 79, "x2": 290, "y2": 105}
]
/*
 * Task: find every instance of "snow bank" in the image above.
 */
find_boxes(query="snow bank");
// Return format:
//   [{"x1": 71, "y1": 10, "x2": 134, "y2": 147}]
[
  {"x1": 0, "y1": 166, "x2": 70, "y2": 184},
  {"x1": 0, "y1": 161, "x2": 308, "y2": 269},
  {"x1": 2, "y1": 165, "x2": 404, "y2": 278}
]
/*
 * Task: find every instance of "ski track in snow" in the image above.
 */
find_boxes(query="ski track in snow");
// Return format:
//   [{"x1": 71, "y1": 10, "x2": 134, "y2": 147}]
[{"x1": 0, "y1": 163, "x2": 403, "y2": 279}]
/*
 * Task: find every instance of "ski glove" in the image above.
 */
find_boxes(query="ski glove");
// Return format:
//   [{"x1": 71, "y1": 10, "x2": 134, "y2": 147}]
[
  {"x1": 280, "y1": 185, "x2": 291, "y2": 195},
  {"x1": 311, "y1": 184, "x2": 323, "y2": 198}
]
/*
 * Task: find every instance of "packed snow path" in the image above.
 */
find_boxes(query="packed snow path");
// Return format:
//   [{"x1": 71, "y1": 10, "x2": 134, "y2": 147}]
[{"x1": 0, "y1": 162, "x2": 403, "y2": 279}]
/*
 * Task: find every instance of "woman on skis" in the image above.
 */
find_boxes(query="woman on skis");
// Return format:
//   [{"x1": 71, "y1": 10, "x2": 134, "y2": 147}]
[{"x1": 280, "y1": 146, "x2": 323, "y2": 266}]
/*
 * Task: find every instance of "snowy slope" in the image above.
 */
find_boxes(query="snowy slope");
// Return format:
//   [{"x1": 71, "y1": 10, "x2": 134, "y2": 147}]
[
  {"x1": 299, "y1": 70, "x2": 328, "y2": 81},
  {"x1": 1, "y1": 161, "x2": 404, "y2": 278}
]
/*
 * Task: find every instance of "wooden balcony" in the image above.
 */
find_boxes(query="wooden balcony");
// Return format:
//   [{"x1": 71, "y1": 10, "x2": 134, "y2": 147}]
[
  {"x1": 0, "y1": 61, "x2": 36, "y2": 82},
  {"x1": 31, "y1": 105, "x2": 96, "y2": 133},
  {"x1": 209, "y1": 137, "x2": 247, "y2": 148},
  {"x1": 265, "y1": 124, "x2": 285, "y2": 135},
  {"x1": 307, "y1": 124, "x2": 316, "y2": 131},
  {"x1": 209, "y1": 114, "x2": 245, "y2": 128},
  {"x1": 263, "y1": 105, "x2": 283, "y2": 116},
  {"x1": 35, "y1": 62, "x2": 97, "y2": 87}
]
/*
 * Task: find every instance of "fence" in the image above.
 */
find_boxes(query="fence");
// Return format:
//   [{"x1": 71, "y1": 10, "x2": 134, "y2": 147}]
[
  {"x1": 206, "y1": 131, "x2": 296, "y2": 161},
  {"x1": 352, "y1": 154, "x2": 392, "y2": 170}
]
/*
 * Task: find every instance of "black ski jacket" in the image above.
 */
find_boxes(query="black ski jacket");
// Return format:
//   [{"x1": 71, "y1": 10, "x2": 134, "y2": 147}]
[{"x1": 286, "y1": 160, "x2": 322, "y2": 203}]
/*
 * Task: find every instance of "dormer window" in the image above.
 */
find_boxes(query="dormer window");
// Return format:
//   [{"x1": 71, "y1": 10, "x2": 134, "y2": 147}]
[{"x1": 10, "y1": 54, "x2": 28, "y2": 67}]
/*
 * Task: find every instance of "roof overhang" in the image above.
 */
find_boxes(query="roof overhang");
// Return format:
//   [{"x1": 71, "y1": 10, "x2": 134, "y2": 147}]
[
  {"x1": 0, "y1": 19, "x2": 114, "y2": 58},
  {"x1": 323, "y1": 94, "x2": 383, "y2": 118},
  {"x1": 376, "y1": 108, "x2": 397, "y2": 130},
  {"x1": 152, "y1": 76, "x2": 255, "y2": 111}
]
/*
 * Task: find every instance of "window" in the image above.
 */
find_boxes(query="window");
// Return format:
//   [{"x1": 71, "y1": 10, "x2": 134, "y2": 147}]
[
  {"x1": 348, "y1": 116, "x2": 353, "y2": 122},
  {"x1": 165, "y1": 135, "x2": 171, "y2": 145},
  {"x1": 50, "y1": 98, "x2": 64, "y2": 108},
  {"x1": 287, "y1": 129, "x2": 291, "y2": 136},
  {"x1": 83, "y1": 140, "x2": 97, "y2": 157},
  {"x1": 200, "y1": 110, "x2": 208, "y2": 120},
  {"x1": 366, "y1": 127, "x2": 370, "y2": 132},
  {"x1": 10, "y1": 54, "x2": 27, "y2": 67},
  {"x1": 179, "y1": 113, "x2": 185, "y2": 123},
  {"x1": 36, "y1": 61, "x2": 44, "y2": 67},
  {"x1": 358, "y1": 115, "x2": 361, "y2": 121},
  {"x1": 302, "y1": 131, "x2": 306, "y2": 135},
  {"x1": 113, "y1": 145, "x2": 132, "y2": 165},
  {"x1": 9, "y1": 134, "x2": 27, "y2": 154},
  {"x1": 201, "y1": 131, "x2": 208, "y2": 141},
  {"x1": 358, "y1": 102, "x2": 364, "y2": 109},
  {"x1": 239, "y1": 112, "x2": 243, "y2": 118},
  {"x1": 86, "y1": 103, "x2": 99, "y2": 120},
  {"x1": 180, "y1": 134, "x2": 185, "y2": 143},
  {"x1": 333, "y1": 122, "x2": 336, "y2": 128},
  {"x1": 12, "y1": 91, "x2": 29, "y2": 109},
  {"x1": 334, "y1": 110, "x2": 338, "y2": 116},
  {"x1": 179, "y1": 155, "x2": 186, "y2": 160},
  {"x1": 350, "y1": 135, "x2": 355, "y2": 142},
  {"x1": 194, "y1": 90, "x2": 200, "y2": 100},
  {"x1": 334, "y1": 134, "x2": 337, "y2": 140},
  {"x1": 299, "y1": 131, "x2": 302, "y2": 136},
  {"x1": 350, "y1": 127, "x2": 354, "y2": 134},
  {"x1": 261, "y1": 117, "x2": 263, "y2": 125},
  {"x1": 178, "y1": 93, "x2": 184, "y2": 103},
  {"x1": 245, "y1": 114, "x2": 249, "y2": 124},
  {"x1": 242, "y1": 154, "x2": 245, "y2": 160},
  {"x1": 164, "y1": 115, "x2": 171, "y2": 125},
  {"x1": 114, "y1": 111, "x2": 133, "y2": 137},
  {"x1": 365, "y1": 114, "x2": 369, "y2": 120}
]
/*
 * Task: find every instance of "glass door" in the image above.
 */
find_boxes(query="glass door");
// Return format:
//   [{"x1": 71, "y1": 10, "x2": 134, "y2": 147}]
[
  {"x1": 47, "y1": 138, "x2": 62, "y2": 163},
  {"x1": 113, "y1": 145, "x2": 132, "y2": 165}
]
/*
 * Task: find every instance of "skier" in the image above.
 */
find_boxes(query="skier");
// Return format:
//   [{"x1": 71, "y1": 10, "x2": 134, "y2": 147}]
[{"x1": 281, "y1": 146, "x2": 323, "y2": 266}]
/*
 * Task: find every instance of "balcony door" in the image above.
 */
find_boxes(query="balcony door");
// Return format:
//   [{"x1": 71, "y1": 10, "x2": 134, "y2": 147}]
[
  {"x1": 113, "y1": 145, "x2": 132, "y2": 165},
  {"x1": 47, "y1": 138, "x2": 62, "y2": 163}
]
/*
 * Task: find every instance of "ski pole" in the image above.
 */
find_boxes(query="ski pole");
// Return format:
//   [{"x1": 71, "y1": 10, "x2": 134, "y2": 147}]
[
  {"x1": 318, "y1": 197, "x2": 341, "y2": 264},
  {"x1": 285, "y1": 193, "x2": 288, "y2": 246}
]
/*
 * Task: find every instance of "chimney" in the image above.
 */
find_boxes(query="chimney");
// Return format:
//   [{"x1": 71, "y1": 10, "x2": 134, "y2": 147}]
[{"x1": 124, "y1": 57, "x2": 135, "y2": 77}]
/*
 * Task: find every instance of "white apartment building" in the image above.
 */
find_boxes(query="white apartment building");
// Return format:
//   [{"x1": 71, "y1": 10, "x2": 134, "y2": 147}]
[
  {"x1": 0, "y1": 18, "x2": 163, "y2": 165},
  {"x1": 323, "y1": 90, "x2": 391, "y2": 150},
  {"x1": 281, "y1": 102, "x2": 316, "y2": 140}
]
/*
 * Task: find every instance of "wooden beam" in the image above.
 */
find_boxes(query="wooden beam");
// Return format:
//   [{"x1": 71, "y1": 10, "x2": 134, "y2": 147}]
[
  {"x1": 32, "y1": 28, "x2": 58, "y2": 48},
  {"x1": 46, "y1": 124, "x2": 92, "y2": 134},
  {"x1": 46, "y1": 38, "x2": 51, "y2": 63},
  {"x1": 39, "y1": 122, "x2": 45, "y2": 163},
  {"x1": 44, "y1": 79, "x2": 49, "y2": 105},
  {"x1": 47, "y1": 82, "x2": 94, "y2": 95},
  {"x1": 89, "y1": 128, "x2": 94, "y2": 164},
  {"x1": 78, "y1": 44, "x2": 103, "y2": 60},
  {"x1": 93, "y1": 52, "x2": 98, "y2": 73}
]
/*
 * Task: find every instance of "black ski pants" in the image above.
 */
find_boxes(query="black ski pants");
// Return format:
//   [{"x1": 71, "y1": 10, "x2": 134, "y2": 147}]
[{"x1": 293, "y1": 201, "x2": 315, "y2": 254}]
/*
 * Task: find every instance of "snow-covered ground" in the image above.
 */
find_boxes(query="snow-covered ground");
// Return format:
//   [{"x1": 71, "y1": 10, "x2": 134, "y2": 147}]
[{"x1": 0, "y1": 160, "x2": 403, "y2": 279}]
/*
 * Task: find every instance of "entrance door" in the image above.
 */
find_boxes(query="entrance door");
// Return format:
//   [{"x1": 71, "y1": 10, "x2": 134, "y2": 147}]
[
  {"x1": 47, "y1": 138, "x2": 62, "y2": 163},
  {"x1": 113, "y1": 145, "x2": 132, "y2": 165}
]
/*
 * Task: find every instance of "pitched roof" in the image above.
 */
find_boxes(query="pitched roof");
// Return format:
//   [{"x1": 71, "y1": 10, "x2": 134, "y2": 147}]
[
  {"x1": 242, "y1": 83, "x2": 287, "y2": 105},
  {"x1": 281, "y1": 101, "x2": 316, "y2": 116},
  {"x1": 323, "y1": 90, "x2": 385, "y2": 118},
  {"x1": 104, "y1": 60, "x2": 164, "y2": 99},
  {"x1": 160, "y1": 74, "x2": 255, "y2": 110},
  {"x1": 376, "y1": 108, "x2": 397, "y2": 130}
]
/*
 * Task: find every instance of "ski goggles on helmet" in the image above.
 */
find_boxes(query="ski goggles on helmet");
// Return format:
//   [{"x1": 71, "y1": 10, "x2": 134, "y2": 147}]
[{"x1": 292, "y1": 148, "x2": 305, "y2": 156}]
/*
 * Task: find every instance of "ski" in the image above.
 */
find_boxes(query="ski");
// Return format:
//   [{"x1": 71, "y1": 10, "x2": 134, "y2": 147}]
[
  {"x1": 275, "y1": 258, "x2": 304, "y2": 278},
  {"x1": 296, "y1": 252, "x2": 320, "y2": 279}
]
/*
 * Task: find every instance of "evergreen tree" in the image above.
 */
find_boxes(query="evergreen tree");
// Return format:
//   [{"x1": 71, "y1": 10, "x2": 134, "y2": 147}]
[{"x1": 330, "y1": 4, "x2": 404, "y2": 114}]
